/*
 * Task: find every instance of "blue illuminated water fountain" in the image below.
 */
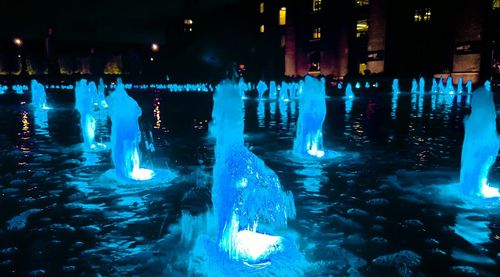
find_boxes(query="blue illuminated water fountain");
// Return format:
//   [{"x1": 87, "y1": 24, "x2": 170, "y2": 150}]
[
  {"x1": 210, "y1": 80, "x2": 297, "y2": 265},
  {"x1": 30, "y1": 80, "x2": 48, "y2": 109},
  {"x1": 238, "y1": 77, "x2": 247, "y2": 99},
  {"x1": 445, "y1": 77, "x2": 454, "y2": 94},
  {"x1": 280, "y1": 81, "x2": 289, "y2": 101},
  {"x1": 269, "y1": 81, "x2": 277, "y2": 99},
  {"x1": 438, "y1": 76, "x2": 445, "y2": 93},
  {"x1": 431, "y1": 78, "x2": 438, "y2": 93},
  {"x1": 459, "y1": 83, "x2": 500, "y2": 198},
  {"x1": 257, "y1": 80, "x2": 268, "y2": 100},
  {"x1": 392, "y1": 78, "x2": 400, "y2": 94},
  {"x1": 106, "y1": 82, "x2": 153, "y2": 181},
  {"x1": 293, "y1": 76, "x2": 337, "y2": 159},
  {"x1": 75, "y1": 79, "x2": 100, "y2": 149},
  {"x1": 345, "y1": 83, "x2": 354, "y2": 99},
  {"x1": 411, "y1": 79, "x2": 418, "y2": 93},
  {"x1": 466, "y1": 80, "x2": 472, "y2": 94},
  {"x1": 457, "y1": 77, "x2": 463, "y2": 94},
  {"x1": 419, "y1": 77, "x2": 425, "y2": 94}
]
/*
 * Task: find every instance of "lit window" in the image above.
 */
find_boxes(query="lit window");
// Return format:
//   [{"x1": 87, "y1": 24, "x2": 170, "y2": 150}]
[
  {"x1": 356, "y1": 0, "x2": 369, "y2": 7},
  {"x1": 313, "y1": 0, "x2": 322, "y2": 12},
  {"x1": 356, "y1": 19, "x2": 368, "y2": 38},
  {"x1": 414, "y1": 8, "x2": 431, "y2": 23},
  {"x1": 312, "y1": 27, "x2": 321, "y2": 39},
  {"x1": 184, "y1": 19, "x2": 193, "y2": 32},
  {"x1": 260, "y1": 2, "x2": 265, "y2": 13},
  {"x1": 494, "y1": 0, "x2": 500, "y2": 9},
  {"x1": 260, "y1": 24, "x2": 265, "y2": 33},
  {"x1": 279, "y1": 7, "x2": 286, "y2": 25},
  {"x1": 423, "y1": 8, "x2": 431, "y2": 21}
]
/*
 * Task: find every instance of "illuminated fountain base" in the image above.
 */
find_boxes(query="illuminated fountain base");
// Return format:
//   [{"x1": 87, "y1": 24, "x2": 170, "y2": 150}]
[
  {"x1": 182, "y1": 213, "x2": 307, "y2": 276},
  {"x1": 231, "y1": 230, "x2": 284, "y2": 266},
  {"x1": 102, "y1": 167, "x2": 176, "y2": 187}
]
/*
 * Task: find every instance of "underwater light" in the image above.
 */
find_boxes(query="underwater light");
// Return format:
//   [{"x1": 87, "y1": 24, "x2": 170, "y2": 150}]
[
  {"x1": 130, "y1": 168, "x2": 154, "y2": 181},
  {"x1": 235, "y1": 230, "x2": 283, "y2": 263},
  {"x1": 479, "y1": 178, "x2": 500, "y2": 198}
]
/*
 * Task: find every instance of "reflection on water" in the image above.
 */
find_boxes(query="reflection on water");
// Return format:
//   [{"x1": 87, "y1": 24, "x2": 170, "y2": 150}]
[
  {"x1": 453, "y1": 212, "x2": 491, "y2": 245},
  {"x1": 279, "y1": 100, "x2": 288, "y2": 129},
  {"x1": 269, "y1": 101, "x2": 276, "y2": 127},
  {"x1": 34, "y1": 108, "x2": 49, "y2": 137},
  {"x1": 153, "y1": 97, "x2": 161, "y2": 130},
  {"x1": 345, "y1": 98, "x2": 353, "y2": 120},
  {"x1": 391, "y1": 93, "x2": 399, "y2": 119},
  {"x1": 257, "y1": 100, "x2": 265, "y2": 128}
]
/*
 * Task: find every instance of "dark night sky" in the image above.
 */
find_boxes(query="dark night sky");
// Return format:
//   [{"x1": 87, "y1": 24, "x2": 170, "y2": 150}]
[{"x1": 0, "y1": 0, "x2": 241, "y2": 43}]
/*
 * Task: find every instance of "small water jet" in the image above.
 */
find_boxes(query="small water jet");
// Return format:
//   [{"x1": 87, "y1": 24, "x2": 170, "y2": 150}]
[
  {"x1": 257, "y1": 80, "x2": 268, "y2": 100},
  {"x1": 411, "y1": 79, "x2": 418, "y2": 93},
  {"x1": 419, "y1": 77, "x2": 425, "y2": 94},
  {"x1": 445, "y1": 77, "x2": 454, "y2": 94},
  {"x1": 345, "y1": 83, "x2": 355, "y2": 99},
  {"x1": 30, "y1": 80, "x2": 48, "y2": 109},
  {"x1": 106, "y1": 82, "x2": 154, "y2": 181},
  {"x1": 267, "y1": 81, "x2": 276, "y2": 100},
  {"x1": 75, "y1": 79, "x2": 100, "y2": 149},
  {"x1": 457, "y1": 77, "x2": 463, "y2": 94},
  {"x1": 392, "y1": 79, "x2": 400, "y2": 94},
  {"x1": 293, "y1": 76, "x2": 336, "y2": 159}
]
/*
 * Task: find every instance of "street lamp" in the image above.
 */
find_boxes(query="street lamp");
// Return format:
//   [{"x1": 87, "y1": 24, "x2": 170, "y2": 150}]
[
  {"x1": 151, "y1": 43, "x2": 159, "y2": 52},
  {"x1": 13, "y1": 38, "x2": 22, "y2": 47}
]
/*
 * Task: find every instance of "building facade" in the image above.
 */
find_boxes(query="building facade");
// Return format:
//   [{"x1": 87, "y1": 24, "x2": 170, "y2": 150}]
[{"x1": 259, "y1": 0, "x2": 499, "y2": 83}]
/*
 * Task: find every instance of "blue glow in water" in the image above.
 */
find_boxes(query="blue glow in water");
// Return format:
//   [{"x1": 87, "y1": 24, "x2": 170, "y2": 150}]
[
  {"x1": 345, "y1": 83, "x2": 354, "y2": 99},
  {"x1": 411, "y1": 79, "x2": 418, "y2": 93},
  {"x1": 31, "y1": 80, "x2": 48, "y2": 109},
  {"x1": 107, "y1": 82, "x2": 153, "y2": 181},
  {"x1": 257, "y1": 80, "x2": 268, "y2": 100},
  {"x1": 365, "y1": 81, "x2": 370, "y2": 89},
  {"x1": 355, "y1": 82, "x2": 361, "y2": 89},
  {"x1": 392, "y1": 79, "x2": 400, "y2": 94},
  {"x1": 460, "y1": 85, "x2": 500, "y2": 198},
  {"x1": 210, "y1": 80, "x2": 297, "y2": 264},
  {"x1": 419, "y1": 77, "x2": 425, "y2": 94},
  {"x1": 293, "y1": 76, "x2": 328, "y2": 158}
]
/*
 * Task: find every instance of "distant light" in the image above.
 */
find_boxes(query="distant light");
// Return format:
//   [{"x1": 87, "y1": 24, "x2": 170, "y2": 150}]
[
  {"x1": 13, "y1": 38, "x2": 22, "y2": 46},
  {"x1": 150, "y1": 57, "x2": 154, "y2": 62},
  {"x1": 151, "y1": 43, "x2": 159, "y2": 52},
  {"x1": 17, "y1": 55, "x2": 21, "y2": 58}
]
